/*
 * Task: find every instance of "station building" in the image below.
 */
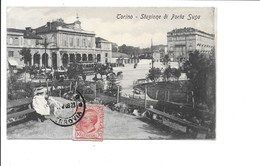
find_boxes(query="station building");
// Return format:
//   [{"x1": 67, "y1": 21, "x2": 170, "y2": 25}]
[
  {"x1": 167, "y1": 27, "x2": 215, "y2": 61},
  {"x1": 7, "y1": 18, "x2": 112, "y2": 69}
]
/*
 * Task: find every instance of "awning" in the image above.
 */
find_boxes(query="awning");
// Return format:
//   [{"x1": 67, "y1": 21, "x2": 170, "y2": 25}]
[{"x1": 8, "y1": 58, "x2": 19, "y2": 66}]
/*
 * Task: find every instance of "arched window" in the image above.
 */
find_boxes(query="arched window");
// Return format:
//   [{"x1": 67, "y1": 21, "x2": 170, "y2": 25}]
[
  {"x1": 76, "y1": 54, "x2": 81, "y2": 62},
  {"x1": 88, "y1": 54, "x2": 93, "y2": 61},
  {"x1": 82, "y1": 54, "x2": 87, "y2": 61}
]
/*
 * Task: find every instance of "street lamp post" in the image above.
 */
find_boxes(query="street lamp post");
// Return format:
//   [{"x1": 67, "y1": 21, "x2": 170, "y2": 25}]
[
  {"x1": 37, "y1": 38, "x2": 57, "y2": 95},
  {"x1": 43, "y1": 38, "x2": 48, "y2": 77},
  {"x1": 43, "y1": 38, "x2": 49, "y2": 95},
  {"x1": 151, "y1": 39, "x2": 154, "y2": 68},
  {"x1": 151, "y1": 57, "x2": 155, "y2": 68}
]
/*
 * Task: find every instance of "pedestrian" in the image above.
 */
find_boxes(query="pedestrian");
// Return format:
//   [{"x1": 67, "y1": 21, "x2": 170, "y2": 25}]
[
  {"x1": 32, "y1": 87, "x2": 63, "y2": 122},
  {"x1": 32, "y1": 87, "x2": 50, "y2": 122}
]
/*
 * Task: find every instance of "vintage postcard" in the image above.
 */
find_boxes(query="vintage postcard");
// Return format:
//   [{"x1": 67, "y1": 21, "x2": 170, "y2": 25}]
[{"x1": 6, "y1": 7, "x2": 216, "y2": 140}]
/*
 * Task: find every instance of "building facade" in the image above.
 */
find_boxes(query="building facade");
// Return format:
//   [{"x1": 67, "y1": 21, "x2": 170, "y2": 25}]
[
  {"x1": 7, "y1": 28, "x2": 43, "y2": 68},
  {"x1": 167, "y1": 27, "x2": 215, "y2": 61},
  {"x1": 7, "y1": 18, "x2": 112, "y2": 69}
]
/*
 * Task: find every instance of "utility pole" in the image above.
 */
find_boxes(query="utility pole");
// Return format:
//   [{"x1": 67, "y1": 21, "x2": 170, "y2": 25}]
[
  {"x1": 43, "y1": 38, "x2": 49, "y2": 94},
  {"x1": 44, "y1": 39, "x2": 47, "y2": 77},
  {"x1": 116, "y1": 85, "x2": 120, "y2": 103},
  {"x1": 144, "y1": 85, "x2": 147, "y2": 108},
  {"x1": 151, "y1": 38, "x2": 154, "y2": 68},
  {"x1": 40, "y1": 38, "x2": 56, "y2": 95}
]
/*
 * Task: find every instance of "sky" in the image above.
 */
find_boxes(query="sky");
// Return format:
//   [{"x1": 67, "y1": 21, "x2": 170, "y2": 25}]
[{"x1": 7, "y1": 7, "x2": 215, "y2": 48}]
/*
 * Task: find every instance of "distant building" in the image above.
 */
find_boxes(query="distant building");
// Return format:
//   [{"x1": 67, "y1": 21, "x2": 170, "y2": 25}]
[
  {"x1": 7, "y1": 18, "x2": 112, "y2": 69},
  {"x1": 152, "y1": 51, "x2": 160, "y2": 62},
  {"x1": 111, "y1": 52, "x2": 139, "y2": 67},
  {"x1": 152, "y1": 44, "x2": 167, "y2": 62},
  {"x1": 141, "y1": 44, "x2": 167, "y2": 61},
  {"x1": 95, "y1": 37, "x2": 112, "y2": 64},
  {"x1": 167, "y1": 27, "x2": 215, "y2": 61}
]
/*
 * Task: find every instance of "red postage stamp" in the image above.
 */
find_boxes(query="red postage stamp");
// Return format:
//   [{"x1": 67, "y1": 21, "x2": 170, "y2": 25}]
[{"x1": 73, "y1": 104, "x2": 104, "y2": 140}]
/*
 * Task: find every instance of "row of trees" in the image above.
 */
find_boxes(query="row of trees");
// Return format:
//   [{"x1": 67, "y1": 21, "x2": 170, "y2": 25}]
[
  {"x1": 147, "y1": 67, "x2": 182, "y2": 83},
  {"x1": 117, "y1": 44, "x2": 141, "y2": 56}
]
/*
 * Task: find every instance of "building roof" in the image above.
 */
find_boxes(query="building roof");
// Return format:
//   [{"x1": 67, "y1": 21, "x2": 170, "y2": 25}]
[
  {"x1": 7, "y1": 28, "x2": 24, "y2": 34},
  {"x1": 35, "y1": 18, "x2": 94, "y2": 35},
  {"x1": 35, "y1": 19, "x2": 67, "y2": 33},
  {"x1": 96, "y1": 37, "x2": 110, "y2": 43},
  {"x1": 7, "y1": 28, "x2": 42, "y2": 39},
  {"x1": 112, "y1": 52, "x2": 129, "y2": 59},
  {"x1": 167, "y1": 27, "x2": 214, "y2": 37}
]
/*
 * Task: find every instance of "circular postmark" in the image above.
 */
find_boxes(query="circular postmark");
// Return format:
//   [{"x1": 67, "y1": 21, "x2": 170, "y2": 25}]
[{"x1": 50, "y1": 90, "x2": 86, "y2": 127}]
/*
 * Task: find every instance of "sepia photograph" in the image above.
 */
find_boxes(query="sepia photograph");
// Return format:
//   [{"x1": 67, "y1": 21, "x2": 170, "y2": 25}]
[{"x1": 6, "y1": 7, "x2": 216, "y2": 140}]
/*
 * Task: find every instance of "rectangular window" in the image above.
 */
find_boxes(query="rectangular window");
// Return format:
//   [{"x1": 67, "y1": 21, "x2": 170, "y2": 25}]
[
  {"x1": 8, "y1": 51, "x2": 14, "y2": 57},
  {"x1": 82, "y1": 39, "x2": 86, "y2": 47},
  {"x1": 27, "y1": 40, "x2": 31, "y2": 46},
  {"x1": 64, "y1": 40, "x2": 67, "y2": 46},
  {"x1": 105, "y1": 53, "x2": 108, "y2": 57},
  {"x1": 69, "y1": 38, "x2": 74, "y2": 47},
  {"x1": 77, "y1": 38, "x2": 80, "y2": 47}
]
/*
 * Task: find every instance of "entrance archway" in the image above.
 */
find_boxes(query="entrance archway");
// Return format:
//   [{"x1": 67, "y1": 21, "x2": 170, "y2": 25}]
[
  {"x1": 62, "y1": 53, "x2": 69, "y2": 67},
  {"x1": 88, "y1": 54, "x2": 93, "y2": 62},
  {"x1": 82, "y1": 54, "x2": 87, "y2": 62},
  {"x1": 42, "y1": 53, "x2": 49, "y2": 67},
  {"x1": 70, "y1": 54, "x2": 75, "y2": 63},
  {"x1": 33, "y1": 53, "x2": 40, "y2": 67},
  {"x1": 76, "y1": 53, "x2": 81, "y2": 62},
  {"x1": 52, "y1": 52, "x2": 57, "y2": 69}
]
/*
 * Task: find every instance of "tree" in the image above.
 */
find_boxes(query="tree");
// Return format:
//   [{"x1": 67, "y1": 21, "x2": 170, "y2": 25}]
[
  {"x1": 183, "y1": 50, "x2": 215, "y2": 107},
  {"x1": 118, "y1": 44, "x2": 141, "y2": 56},
  {"x1": 93, "y1": 64, "x2": 113, "y2": 79},
  {"x1": 19, "y1": 47, "x2": 32, "y2": 66},
  {"x1": 147, "y1": 67, "x2": 161, "y2": 82},
  {"x1": 163, "y1": 66, "x2": 172, "y2": 81},
  {"x1": 67, "y1": 62, "x2": 78, "y2": 80},
  {"x1": 164, "y1": 54, "x2": 170, "y2": 63},
  {"x1": 163, "y1": 67, "x2": 181, "y2": 82},
  {"x1": 171, "y1": 68, "x2": 181, "y2": 81}
]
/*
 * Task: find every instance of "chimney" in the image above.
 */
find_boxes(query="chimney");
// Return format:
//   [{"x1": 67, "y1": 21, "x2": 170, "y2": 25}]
[{"x1": 47, "y1": 22, "x2": 51, "y2": 29}]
